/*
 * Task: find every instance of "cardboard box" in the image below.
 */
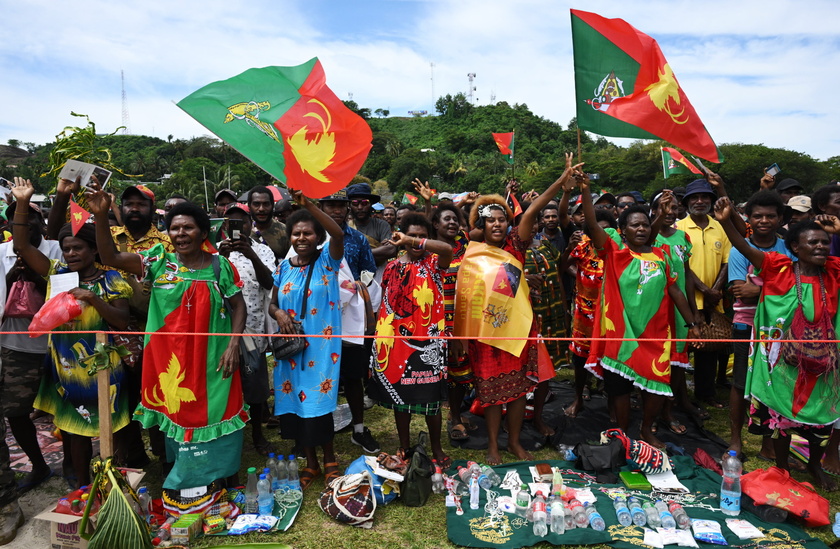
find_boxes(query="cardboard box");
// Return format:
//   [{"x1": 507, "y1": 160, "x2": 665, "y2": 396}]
[{"x1": 35, "y1": 471, "x2": 145, "y2": 549}]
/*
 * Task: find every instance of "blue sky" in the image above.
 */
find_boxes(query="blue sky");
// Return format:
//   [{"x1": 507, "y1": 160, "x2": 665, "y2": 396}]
[{"x1": 2, "y1": 0, "x2": 839, "y2": 164}]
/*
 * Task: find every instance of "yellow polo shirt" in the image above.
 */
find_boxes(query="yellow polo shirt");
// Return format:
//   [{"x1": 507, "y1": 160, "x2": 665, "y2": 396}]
[{"x1": 676, "y1": 215, "x2": 731, "y2": 311}]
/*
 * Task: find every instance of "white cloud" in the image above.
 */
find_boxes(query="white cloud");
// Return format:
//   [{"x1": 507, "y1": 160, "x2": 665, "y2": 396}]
[{"x1": 1, "y1": 0, "x2": 839, "y2": 163}]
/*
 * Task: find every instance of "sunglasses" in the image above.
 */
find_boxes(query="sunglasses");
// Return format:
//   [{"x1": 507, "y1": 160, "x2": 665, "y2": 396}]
[{"x1": 351, "y1": 199, "x2": 370, "y2": 207}]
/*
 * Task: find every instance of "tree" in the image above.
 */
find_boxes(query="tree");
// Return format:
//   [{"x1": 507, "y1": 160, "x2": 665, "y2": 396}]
[
  {"x1": 6, "y1": 139, "x2": 20, "y2": 148},
  {"x1": 435, "y1": 93, "x2": 473, "y2": 119}
]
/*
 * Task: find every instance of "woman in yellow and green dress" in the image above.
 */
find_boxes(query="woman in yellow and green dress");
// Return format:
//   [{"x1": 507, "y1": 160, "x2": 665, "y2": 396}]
[{"x1": 11, "y1": 178, "x2": 131, "y2": 489}]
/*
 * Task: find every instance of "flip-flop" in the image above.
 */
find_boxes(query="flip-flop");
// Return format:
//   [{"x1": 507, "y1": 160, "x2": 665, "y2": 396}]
[
  {"x1": 18, "y1": 469, "x2": 53, "y2": 493},
  {"x1": 449, "y1": 424, "x2": 470, "y2": 441},
  {"x1": 324, "y1": 461, "x2": 341, "y2": 483},
  {"x1": 663, "y1": 420, "x2": 687, "y2": 435},
  {"x1": 434, "y1": 456, "x2": 453, "y2": 471},
  {"x1": 299, "y1": 467, "x2": 322, "y2": 490}
]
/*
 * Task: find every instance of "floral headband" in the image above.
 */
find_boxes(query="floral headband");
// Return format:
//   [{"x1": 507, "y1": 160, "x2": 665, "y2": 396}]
[{"x1": 478, "y1": 204, "x2": 505, "y2": 218}]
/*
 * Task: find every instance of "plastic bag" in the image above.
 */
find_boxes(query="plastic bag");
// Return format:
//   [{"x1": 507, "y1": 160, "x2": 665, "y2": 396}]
[{"x1": 28, "y1": 292, "x2": 84, "y2": 335}]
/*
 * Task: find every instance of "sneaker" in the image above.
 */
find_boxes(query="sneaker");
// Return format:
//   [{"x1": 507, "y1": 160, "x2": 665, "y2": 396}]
[
  {"x1": 363, "y1": 395, "x2": 376, "y2": 410},
  {"x1": 351, "y1": 427, "x2": 380, "y2": 453},
  {"x1": 0, "y1": 501, "x2": 24, "y2": 546}
]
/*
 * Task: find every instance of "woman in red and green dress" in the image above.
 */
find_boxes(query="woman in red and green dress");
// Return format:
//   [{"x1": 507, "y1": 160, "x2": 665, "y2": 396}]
[
  {"x1": 90, "y1": 194, "x2": 248, "y2": 494},
  {"x1": 714, "y1": 197, "x2": 840, "y2": 490},
  {"x1": 370, "y1": 213, "x2": 452, "y2": 465},
  {"x1": 432, "y1": 204, "x2": 473, "y2": 441},
  {"x1": 578, "y1": 175, "x2": 700, "y2": 449}
]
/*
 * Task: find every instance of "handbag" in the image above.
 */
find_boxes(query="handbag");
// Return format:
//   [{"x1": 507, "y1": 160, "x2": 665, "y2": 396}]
[
  {"x1": 318, "y1": 471, "x2": 377, "y2": 528},
  {"x1": 691, "y1": 309, "x2": 732, "y2": 352},
  {"x1": 780, "y1": 263, "x2": 839, "y2": 376},
  {"x1": 741, "y1": 466, "x2": 829, "y2": 527},
  {"x1": 400, "y1": 432, "x2": 434, "y2": 507},
  {"x1": 600, "y1": 428, "x2": 673, "y2": 474},
  {"x1": 574, "y1": 438, "x2": 625, "y2": 472},
  {"x1": 4, "y1": 280, "x2": 44, "y2": 319},
  {"x1": 271, "y1": 254, "x2": 318, "y2": 361}
]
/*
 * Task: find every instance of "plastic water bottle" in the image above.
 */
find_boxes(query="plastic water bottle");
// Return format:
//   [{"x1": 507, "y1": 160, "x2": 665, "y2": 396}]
[
  {"x1": 721, "y1": 450, "x2": 742, "y2": 516},
  {"x1": 564, "y1": 501, "x2": 576, "y2": 530},
  {"x1": 549, "y1": 498, "x2": 565, "y2": 534},
  {"x1": 584, "y1": 502, "x2": 606, "y2": 531},
  {"x1": 532, "y1": 491, "x2": 548, "y2": 537},
  {"x1": 287, "y1": 455, "x2": 301, "y2": 491},
  {"x1": 655, "y1": 500, "x2": 676, "y2": 528},
  {"x1": 257, "y1": 474, "x2": 273, "y2": 515},
  {"x1": 137, "y1": 487, "x2": 151, "y2": 524},
  {"x1": 245, "y1": 467, "x2": 259, "y2": 513},
  {"x1": 668, "y1": 501, "x2": 691, "y2": 529},
  {"x1": 469, "y1": 473, "x2": 480, "y2": 510},
  {"x1": 552, "y1": 470, "x2": 565, "y2": 496},
  {"x1": 450, "y1": 478, "x2": 470, "y2": 496},
  {"x1": 556, "y1": 443, "x2": 577, "y2": 461},
  {"x1": 832, "y1": 512, "x2": 840, "y2": 538},
  {"x1": 515, "y1": 484, "x2": 531, "y2": 517},
  {"x1": 627, "y1": 496, "x2": 647, "y2": 527},
  {"x1": 643, "y1": 501, "x2": 661, "y2": 528},
  {"x1": 263, "y1": 467, "x2": 273, "y2": 489},
  {"x1": 613, "y1": 496, "x2": 633, "y2": 526},
  {"x1": 70, "y1": 499, "x2": 83, "y2": 515},
  {"x1": 569, "y1": 498, "x2": 589, "y2": 528},
  {"x1": 458, "y1": 464, "x2": 490, "y2": 488},
  {"x1": 152, "y1": 517, "x2": 176, "y2": 544},
  {"x1": 480, "y1": 465, "x2": 501, "y2": 487},
  {"x1": 266, "y1": 453, "x2": 278, "y2": 478},
  {"x1": 274, "y1": 454, "x2": 288, "y2": 490},
  {"x1": 432, "y1": 464, "x2": 446, "y2": 494}
]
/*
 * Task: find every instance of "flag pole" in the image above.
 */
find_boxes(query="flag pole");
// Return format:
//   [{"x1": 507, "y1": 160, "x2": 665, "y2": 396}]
[
  {"x1": 511, "y1": 129, "x2": 516, "y2": 183},
  {"x1": 577, "y1": 127, "x2": 582, "y2": 164}
]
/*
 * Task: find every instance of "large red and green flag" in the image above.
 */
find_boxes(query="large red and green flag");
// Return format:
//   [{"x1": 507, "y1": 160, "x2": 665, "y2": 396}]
[
  {"x1": 177, "y1": 58, "x2": 373, "y2": 199},
  {"x1": 571, "y1": 10, "x2": 723, "y2": 164},
  {"x1": 661, "y1": 146, "x2": 702, "y2": 178},
  {"x1": 492, "y1": 132, "x2": 515, "y2": 164}
]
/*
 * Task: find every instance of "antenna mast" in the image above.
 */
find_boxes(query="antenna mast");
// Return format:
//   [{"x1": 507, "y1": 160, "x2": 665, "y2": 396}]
[
  {"x1": 121, "y1": 70, "x2": 132, "y2": 135},
  {"x1": 467, "y1": 73, "x2": 477, "y2": 104}
]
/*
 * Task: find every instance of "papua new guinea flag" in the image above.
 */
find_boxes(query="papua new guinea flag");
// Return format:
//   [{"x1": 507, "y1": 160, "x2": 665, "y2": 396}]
[
  {"x1": 178, "y1": 58, "x2": 373, "y2": 199},
  {"x1": 661, "y1": 146, "x2": 702, "y2": 178},
  {"x1": 491, "y1": 132, "x2": 515, "y2": 164},
  {"x1": 454, "y1": 242, "x2": 532, "y2": 357},
  {"x1": 571, "y1": 10, "x2": 722, "y2": 164}
]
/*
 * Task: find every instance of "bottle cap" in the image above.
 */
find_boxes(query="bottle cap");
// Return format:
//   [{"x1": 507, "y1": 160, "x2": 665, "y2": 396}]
[
  {"x1": 260, "y1": 474, "x2": 266, "y2": 480},
  {"x1": 289, "y1": 454, "x2": 296, "y2": 460},
  {"x1": 138, "y1": 487, "x2": 147, "y2": 494},
  {"x1": 268, "y1": 452, "x2": 275, "y2": 458},
  {"x1": 277, "y1": 454, "x2": 284, "y2": 460},
  {"x1": 248, "y1": 467, "x2": 257, "y2": 473},
  {"x1": 728, "y1": 450, "x2": 737, "y2": 457}
]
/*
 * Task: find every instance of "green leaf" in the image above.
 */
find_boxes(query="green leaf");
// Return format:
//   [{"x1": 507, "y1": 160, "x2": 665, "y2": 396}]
[
  {"x1": 86, "y1": 470, "x2": 152, "y2": 549},
  {"x1": 209, "y1": 544, "x2": 293, "y2": 549}
]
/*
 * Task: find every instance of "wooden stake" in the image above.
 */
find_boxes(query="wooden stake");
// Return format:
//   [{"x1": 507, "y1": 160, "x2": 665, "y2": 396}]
[{"x1": 95, "y1": 332, "x2": 113, "y2": 459}]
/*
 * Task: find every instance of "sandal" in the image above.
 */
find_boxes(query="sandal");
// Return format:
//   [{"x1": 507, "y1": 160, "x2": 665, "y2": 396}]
[
  {"x1": 434, "y1": 456, "x2": 453, "y2": 471},
  {"x1": 449, "y1": 424, "x2": 470, "y2": 441},
  {"x1": 662, "y1": 419, "x2": 687, "y2": 435},
  {"x1": 299, "y1": 467, "x2": 322, "y2": 490},
  {"x1": 324, "y1": 461, "x2": 341, "y2": 483},
  {"x1": 254, "y1": 440, "x2": 278, "y2": 457}
]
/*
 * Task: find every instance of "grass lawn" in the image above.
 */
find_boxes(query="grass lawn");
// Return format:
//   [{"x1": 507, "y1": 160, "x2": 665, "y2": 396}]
[{"x1": 125, "y1": 367, "x2": 840, "y2": 548}]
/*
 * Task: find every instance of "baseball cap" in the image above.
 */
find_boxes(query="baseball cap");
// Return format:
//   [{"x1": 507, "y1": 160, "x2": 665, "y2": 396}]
[
  {"x1": 372, "y1": 203, "x2": 385, "y2": 211},
  {"x1": 786, "y1": 195, "x2": 811, "y2": 213},
  {"x1": 776, "y1": 178, "x2": 803, "y2": 193},
  {"x1": 438, "y1": 192, "x2": 455, "y2": 200},
  {"x1": 214, "y1": 188, "x2": 238, "y2": 202},
  {"x1": 319, "y1": 188, "x2": 349, "y2": 202},
  {"x1": 225, "y1": 202, "x2": 250, "y2": 216},
  {"x1": 121, "y1": 185, "x2": 155, "y2": 203}
]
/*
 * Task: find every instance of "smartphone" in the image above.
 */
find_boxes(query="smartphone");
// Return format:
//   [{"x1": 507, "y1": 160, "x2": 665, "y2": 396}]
[
  {"x1": 228, "y1": 218, "x2": 243, "y2": 240},
  {"x1": 766, "y1": 163, "x2": 781, "y2": 176},
  {"x1": 587, "y1": 173, "x2": 600, "y2": 181},
  {"x1": 0, "y1": 177, "x2": 8, "y2": 187}
]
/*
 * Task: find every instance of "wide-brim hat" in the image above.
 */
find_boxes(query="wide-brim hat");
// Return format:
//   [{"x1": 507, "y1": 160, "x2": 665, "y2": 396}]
[
  {"x1": 346, "y1": 183, "x2": 380, "y2": 204},
  {"x1": 681, "y1": 179, "x2": 716, "y2": 203}
]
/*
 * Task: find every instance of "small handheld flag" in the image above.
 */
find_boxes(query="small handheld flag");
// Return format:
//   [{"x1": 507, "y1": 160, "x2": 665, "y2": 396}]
[
  {"x1": 492, "y1": 132, "x2": 515, "y2": 165},
  {"x1": 661, "y1": 147, "x2": 702, "y2": 178},
  {"x1": 69, "y1": 199, "x2": 91, "y2": 236}
]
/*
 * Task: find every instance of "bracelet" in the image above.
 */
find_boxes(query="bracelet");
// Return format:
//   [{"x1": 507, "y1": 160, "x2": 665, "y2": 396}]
[{"x1": 419, "y1": 238, "x2": 427, "y2": 250}]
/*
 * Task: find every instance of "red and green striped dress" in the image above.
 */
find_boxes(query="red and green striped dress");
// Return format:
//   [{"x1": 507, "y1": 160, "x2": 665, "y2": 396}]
[
  {"x1": 585, "y1": 230, "x2": 677, "y2": 396},
  {"x1": 656, "y1": 230, "x2": 692, "y2": 368}
]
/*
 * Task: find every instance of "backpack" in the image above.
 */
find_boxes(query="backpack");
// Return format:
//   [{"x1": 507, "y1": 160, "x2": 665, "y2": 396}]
[{"x1": 400, "y1": 431, "x2": 434, "y2": 507}]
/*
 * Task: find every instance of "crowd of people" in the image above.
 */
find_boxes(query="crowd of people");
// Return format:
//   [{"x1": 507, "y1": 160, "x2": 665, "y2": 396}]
[{"x1": 0, "y1": 161, "x2": 838, "y2": 543}]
